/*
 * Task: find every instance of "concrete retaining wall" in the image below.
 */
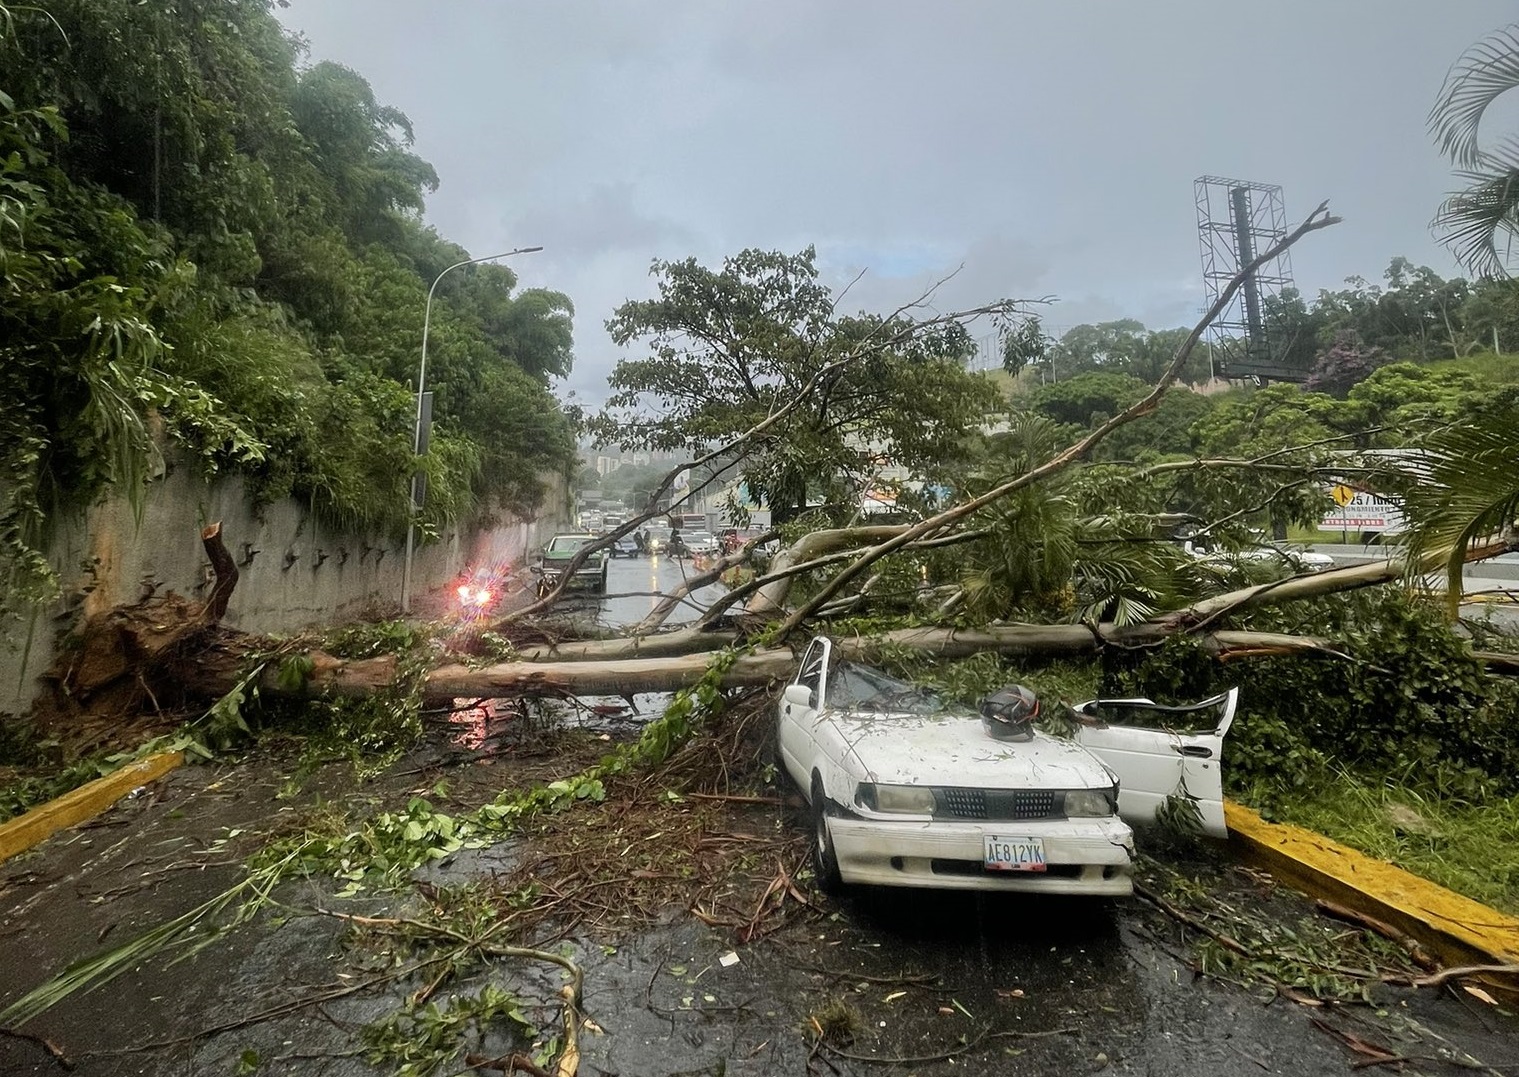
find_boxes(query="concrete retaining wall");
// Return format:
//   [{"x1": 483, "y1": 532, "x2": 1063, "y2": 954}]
[{"x1": 1, "y1": 457, "x2": 568, "y2": 718}]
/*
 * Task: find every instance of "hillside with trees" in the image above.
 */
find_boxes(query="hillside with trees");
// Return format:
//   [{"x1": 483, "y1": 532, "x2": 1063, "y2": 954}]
[{"x1": 0, "y1": 0, "x2": 577, "y2": 620}]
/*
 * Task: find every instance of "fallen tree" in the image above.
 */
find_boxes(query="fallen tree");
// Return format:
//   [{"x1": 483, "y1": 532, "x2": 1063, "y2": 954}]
[
  {"x1": 42, "y1": 203, "x2": 1519, "y2": 722},
  {"x1": 189, "y1": 533, "x2": 1516, "y2": 702},
  {"x1": 28, "y1": 523, "x2": 243, "y2": 748}
]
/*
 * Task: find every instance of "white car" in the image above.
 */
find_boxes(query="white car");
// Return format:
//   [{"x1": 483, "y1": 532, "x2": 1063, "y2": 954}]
[
  {"x1": 1183, "y1": 537, "x2": 1335, "y2": 573},
  {"x1": 777, "y1": 637, "x2": 1236, "y2": 896},
  {"x1": 681, "y1": 530, "x2": 720, "y2": 556}
]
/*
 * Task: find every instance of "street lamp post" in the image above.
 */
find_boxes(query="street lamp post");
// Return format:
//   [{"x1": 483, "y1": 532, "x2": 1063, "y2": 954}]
[{"x1": 401, "y1": 246, "x2": 543, "y2": 613}]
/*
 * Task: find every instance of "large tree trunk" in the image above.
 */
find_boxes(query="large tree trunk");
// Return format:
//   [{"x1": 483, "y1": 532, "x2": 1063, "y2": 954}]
[
  {"x1": 744, "y1": 525, "x2": 908, "y2": 618},
  {"x1": 204, "y1": 625, "x2": 1333, "y2": 700},
  {"x1": 513, "y1": 626, "x2": 738, "y2": 662}
]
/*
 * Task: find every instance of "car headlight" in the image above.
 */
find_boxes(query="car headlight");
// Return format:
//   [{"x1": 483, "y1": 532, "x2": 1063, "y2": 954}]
[
  {"x1": 1064, "y1": 788, "x2": 1116, "y2": 818},
  {"x1": 856, "y1": 783, "x2": 936, "y2": 814}
]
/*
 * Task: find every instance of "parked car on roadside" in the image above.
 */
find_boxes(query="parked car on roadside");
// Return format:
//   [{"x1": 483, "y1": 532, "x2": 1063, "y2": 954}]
[
  {"x1": 777, "y1": 636, "x2": 1236, "y2": 895},
  {"x1": 534, "y1": 533, "x2": 609, "y2": 595}
]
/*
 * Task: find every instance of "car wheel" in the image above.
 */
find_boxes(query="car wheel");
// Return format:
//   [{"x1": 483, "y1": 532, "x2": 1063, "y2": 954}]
[{"x1": 810, "y1": 774, "x2": 844, "y2": 895}]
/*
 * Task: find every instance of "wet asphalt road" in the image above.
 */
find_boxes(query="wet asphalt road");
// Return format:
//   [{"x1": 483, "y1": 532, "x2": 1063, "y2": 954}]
[
  {"x1": 2, "y1": 556, "x2": 1517, "y2": 1075},
  {"x1": 597, "y1": 551, "x2": 727, "y2": 629},
  {"x1": 6, "y1": 765, "x2": 1516, "y2": 1077}
]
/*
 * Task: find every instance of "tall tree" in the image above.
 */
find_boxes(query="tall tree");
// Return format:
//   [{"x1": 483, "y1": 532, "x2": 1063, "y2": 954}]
[
  {"x1": 595, "y1": 248, "x2": 1007, "y2": 524},
  {"x1": 0, "y1": 0, "x2": 579, "y2": 616},
  {"x1": 1314, "y1": 261, "x2": 1470, "y2": 360},
  {"x1": 1047, "y1": 320, "x2": 1210, "y2": 383}
]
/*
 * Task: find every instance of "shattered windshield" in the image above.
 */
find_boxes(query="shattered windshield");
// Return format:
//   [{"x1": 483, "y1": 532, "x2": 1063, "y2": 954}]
[{"x1": 826, "y1": 661, "x2": 953, "y2": 716}]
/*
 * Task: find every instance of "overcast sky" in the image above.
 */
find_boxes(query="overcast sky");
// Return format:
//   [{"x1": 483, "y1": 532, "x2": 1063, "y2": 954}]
[{"x1": 278, "y1": 1, "x2": 1516, "y2": 402}]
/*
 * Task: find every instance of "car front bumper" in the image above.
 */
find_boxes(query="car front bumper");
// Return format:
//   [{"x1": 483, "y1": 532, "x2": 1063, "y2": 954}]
[
  {"x1": 542, "y1": 566, "x2": 604, "y2": 588},
  {"x1": 826, "y1": 815, "x2": 1136, "y2": 896}
]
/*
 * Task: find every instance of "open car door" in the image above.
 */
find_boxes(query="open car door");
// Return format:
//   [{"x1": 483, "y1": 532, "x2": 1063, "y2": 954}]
[
  {"x1": 1070, "y1": 688, "x2": 1237, "y2": 839},
  {"x1": 777, "y1": 637, "x2": 832, "y2": 789}
]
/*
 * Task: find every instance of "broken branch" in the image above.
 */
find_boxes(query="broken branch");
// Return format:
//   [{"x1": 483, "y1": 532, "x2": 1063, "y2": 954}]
[
  {"x1": 775, "y1": 202, "x2": 1341, "y2": 636},
  {"x1": 199, "y1": 522, "x2": 238, "y2": 624}
]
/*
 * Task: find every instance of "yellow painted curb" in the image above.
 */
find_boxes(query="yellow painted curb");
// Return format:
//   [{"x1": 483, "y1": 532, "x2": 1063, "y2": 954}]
[
  {"x1": 0, "y1": 751, "x2": 185, "y2": 864},
  {"x1": 1225, "y1": 800, "x2": 1519, "y2": 993}
]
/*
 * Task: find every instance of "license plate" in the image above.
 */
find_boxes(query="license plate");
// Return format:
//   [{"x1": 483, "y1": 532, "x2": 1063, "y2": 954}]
[{"x1": 984, "y1": 835, "x2": 1047, "y2": 872}]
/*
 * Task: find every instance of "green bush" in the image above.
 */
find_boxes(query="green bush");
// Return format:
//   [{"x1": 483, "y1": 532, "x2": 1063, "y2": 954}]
[{"x1": 1102, "y1": 591, "x2": 1519, "y2": 797}]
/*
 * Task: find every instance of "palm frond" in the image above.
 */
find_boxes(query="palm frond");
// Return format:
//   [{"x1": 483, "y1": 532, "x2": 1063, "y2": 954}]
[
  {"x1": 1430, "y1": 24, "x2": 1519, "y2": 169},
  {"x1": 1399, "y1": 416, "x2": 1519, "y2": 616},
  {"x1": 0, "y1": 843, "x2": 307, "y2": 1028},
  {"x1": 1432, "y1": 141, "x2": 1519, "y2": 277},
  {"x1": 956, "y1": 412, "x2": 1083, "y2": 620},
  {"x1": 1072, "y1": 538, "x2": 1199, "y2": 626}
]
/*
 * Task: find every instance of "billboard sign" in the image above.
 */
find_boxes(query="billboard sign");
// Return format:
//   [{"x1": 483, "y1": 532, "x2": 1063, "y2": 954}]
[{"x1": 1320, "y1": 484, "x2": 1405, "y2": 534}]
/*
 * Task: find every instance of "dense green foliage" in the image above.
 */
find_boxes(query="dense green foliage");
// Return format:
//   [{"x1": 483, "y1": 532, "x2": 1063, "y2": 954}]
[
  {"x1": 1101, "y1": 589, "x2": 1519, "y2": 914},
  {"x1": 999, "y1": 323, "x2": 1517, "y2": 558},
  {"x1": 1107, "y1": 591, "x2": 1519, "y2": 796},
  {"x1": 0, "y1": 0, "x2": 576, "y2": 615}
]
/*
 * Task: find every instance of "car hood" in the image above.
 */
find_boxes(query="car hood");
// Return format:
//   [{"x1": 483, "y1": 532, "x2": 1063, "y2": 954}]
[{"x1": 825, "y1": 710, "x2": 1112, "y2": 790}]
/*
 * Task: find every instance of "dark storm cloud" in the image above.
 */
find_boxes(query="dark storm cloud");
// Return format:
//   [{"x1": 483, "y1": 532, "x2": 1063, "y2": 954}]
[{"x1": 280, "y1": 1, "x2": 1516, "y2": 400}]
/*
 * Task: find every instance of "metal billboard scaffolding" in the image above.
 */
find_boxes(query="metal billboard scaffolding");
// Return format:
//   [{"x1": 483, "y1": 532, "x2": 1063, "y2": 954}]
[{"x1": 1195, "y1": 176, "x2": 1304, "y2": 382}]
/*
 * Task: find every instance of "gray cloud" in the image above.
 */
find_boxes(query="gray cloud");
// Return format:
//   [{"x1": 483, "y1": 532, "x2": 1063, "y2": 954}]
[{"x1": 280, "y1": 0, "x2": 1516, "y2": 402}]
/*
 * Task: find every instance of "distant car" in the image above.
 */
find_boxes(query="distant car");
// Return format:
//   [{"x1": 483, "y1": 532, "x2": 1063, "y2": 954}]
[
  {"x1": 535, "y1": 533, "x2": 608, "y2": 595},
  {"x1": 720, "y1": 527, "x2": 771, "y2": 553},
  {"x1": 777, "y1": 636, "x2": 1235, "y2": 895},
  {"x1": 644, "y1": 526, "x2": 673, "y2": 554},
  {"x1": 682, "y1": 530, "x2": 719, "y2": 557},
  {"x1": 1183, "y1": 537, "x2": 1335, "y2": 573},
  {"x1": 611, "y1": 536, "x2": 640, "y2": 558}
]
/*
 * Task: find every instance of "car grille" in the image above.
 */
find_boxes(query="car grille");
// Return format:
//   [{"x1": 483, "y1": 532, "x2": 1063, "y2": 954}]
[
  {"x1": 930, "y1": 858, "x2": 1082, "y2": 878},
  {"x1": 935, "y1": 788, "x2": 1061, "y2": 821}
]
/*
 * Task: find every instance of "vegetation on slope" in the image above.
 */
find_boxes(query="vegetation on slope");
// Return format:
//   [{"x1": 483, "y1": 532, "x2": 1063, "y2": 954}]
[{"x1": 0, "y1": 0, "x2": 577, "y2": 619}]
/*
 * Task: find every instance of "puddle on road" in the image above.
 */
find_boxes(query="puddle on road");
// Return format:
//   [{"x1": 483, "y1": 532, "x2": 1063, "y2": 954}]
[
  {"x1": 434, "y1": 559, "x2": 710, "y2": 753},
  {"x1": 432, "y1": 556, "x2": 714, "y2": 753}
]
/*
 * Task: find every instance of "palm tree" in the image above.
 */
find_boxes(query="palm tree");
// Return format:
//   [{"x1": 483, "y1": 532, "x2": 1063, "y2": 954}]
[
  {"x1": 1412, "y1": 29, "x2": 1519, "y2": 611},
  {"x1": 1430, "y1": 25, "x2": 1519, "y2": 277}
]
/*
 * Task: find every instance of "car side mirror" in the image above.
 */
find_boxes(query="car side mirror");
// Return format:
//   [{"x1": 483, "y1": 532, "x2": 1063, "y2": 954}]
[{"x1": 783, "y1": 683, "x2": 814, "y2": 709}]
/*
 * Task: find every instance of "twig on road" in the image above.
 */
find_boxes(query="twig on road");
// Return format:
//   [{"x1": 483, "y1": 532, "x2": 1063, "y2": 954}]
[
  {"x1": 818, "y1": 1025, "x2": 1077, "y2": 1066},
  {"x1": 0, "y1": 1026, "x2": 74, "y2": 1070}
]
